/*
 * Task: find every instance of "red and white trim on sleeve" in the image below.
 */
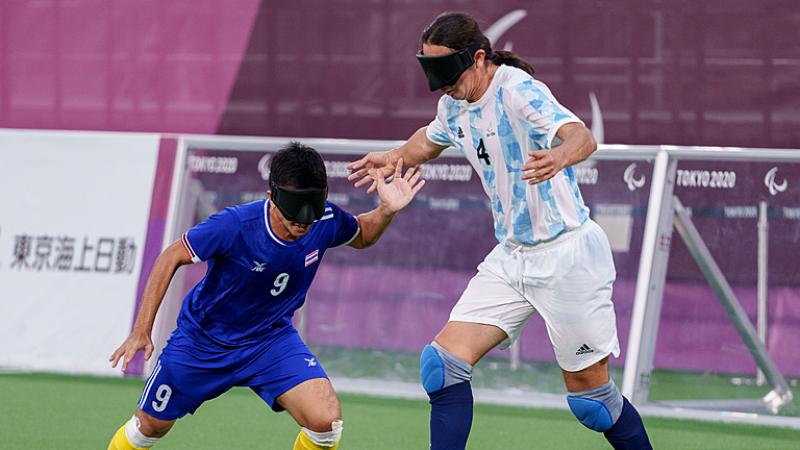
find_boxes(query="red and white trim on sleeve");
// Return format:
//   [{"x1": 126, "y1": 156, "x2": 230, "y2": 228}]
[{"x1": 180, "y1": 232, "x2": 202, "y2": 263}]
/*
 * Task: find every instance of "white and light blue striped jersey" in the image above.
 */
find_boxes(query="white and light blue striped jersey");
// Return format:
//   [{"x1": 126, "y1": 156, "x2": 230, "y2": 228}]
[{"x1": 426, "y1": 65, "x2": 590, "y2": 246}]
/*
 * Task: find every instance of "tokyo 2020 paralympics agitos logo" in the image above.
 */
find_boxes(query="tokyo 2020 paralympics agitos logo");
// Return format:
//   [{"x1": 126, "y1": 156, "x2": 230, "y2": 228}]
[
  {"x1": 764, "y1": 167, "x2": 788, "y2": 196},
  {"x1": 623, "y1": 163, "x2": 646, "y2": 191}
]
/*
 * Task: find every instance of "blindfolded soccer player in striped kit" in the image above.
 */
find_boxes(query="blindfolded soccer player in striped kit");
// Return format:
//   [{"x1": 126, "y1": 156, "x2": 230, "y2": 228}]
[
  {"x1": 348, "y1": 12, "x2": 652, "y2": 450},
  {"x1": 108, "y1": 142, "x2": 424, "y2": 450}
]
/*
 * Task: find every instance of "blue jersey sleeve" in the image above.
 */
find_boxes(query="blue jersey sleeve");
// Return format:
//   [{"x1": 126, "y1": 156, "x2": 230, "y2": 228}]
[
  {"x1": 181, "y1": 208, "x2": 239, "y2": 263},
  {"x1": 328, "y1": 203, "x2": 360, "y2": 248}
]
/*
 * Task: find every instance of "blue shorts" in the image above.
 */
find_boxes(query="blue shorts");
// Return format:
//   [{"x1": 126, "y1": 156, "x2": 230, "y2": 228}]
[{"x1": 137, "y1": 325, "x2": 327, "y2": 420}]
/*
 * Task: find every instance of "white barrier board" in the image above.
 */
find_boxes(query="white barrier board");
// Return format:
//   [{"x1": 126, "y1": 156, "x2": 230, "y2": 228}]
[{"x1": 0, "y1": 130, "x2": 159, "y2": 375}]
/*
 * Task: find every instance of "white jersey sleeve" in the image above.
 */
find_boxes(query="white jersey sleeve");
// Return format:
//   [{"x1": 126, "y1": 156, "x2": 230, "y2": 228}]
[
  {"x1": 510, "y1": 78, "x2": 584, "y2": 148},
  {"x1": 425, "y1": 96, "x2": 455, "y2": 147}
]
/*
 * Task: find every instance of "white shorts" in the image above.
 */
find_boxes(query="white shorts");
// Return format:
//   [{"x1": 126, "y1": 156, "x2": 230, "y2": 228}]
[{"x1": 450, "y1": 220, "x2": 620, "y2": 372}]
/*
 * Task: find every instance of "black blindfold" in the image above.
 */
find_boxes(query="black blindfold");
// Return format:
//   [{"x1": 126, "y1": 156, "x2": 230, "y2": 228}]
[
  {"x1": 269, "y1": 181, "x2": 327, "y2": 225},
  {"x1": 416, "y1": 43, "x2": 482, "y2": 91}
]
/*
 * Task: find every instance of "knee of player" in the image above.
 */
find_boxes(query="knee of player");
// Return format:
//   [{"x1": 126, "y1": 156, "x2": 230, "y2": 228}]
[
  {"x1": 419, "y1": 342, "x2": 472, "y2": 394},
  {"x1": 135, "y1": 410, "x2": 174, "y2": 438},
  {"x1": 301, "y1": 419, "x2": 343, "y2": 447},
  {"x1": 304, "y1": 412, "x2": 342, "y2": 434},
  {"x1": 566, "y1": 379, "x2": 623, "y2": 432}
]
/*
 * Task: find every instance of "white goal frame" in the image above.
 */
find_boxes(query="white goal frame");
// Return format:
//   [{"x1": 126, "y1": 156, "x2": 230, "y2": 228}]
[{"x1": 155, "y1": 135, "x2": 800, "y2": 429}]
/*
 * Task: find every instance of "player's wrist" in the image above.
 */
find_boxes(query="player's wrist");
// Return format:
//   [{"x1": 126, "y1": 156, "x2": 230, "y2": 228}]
[
  {"x1": 131, "y1": 325, "x2": 152, "y2": 338},
  {"x1": 377, "y1": 202, "x2": 399, "y2": 216},
  {"x1": 552, "y1": 147, "x2": 568, "y2": 171}
]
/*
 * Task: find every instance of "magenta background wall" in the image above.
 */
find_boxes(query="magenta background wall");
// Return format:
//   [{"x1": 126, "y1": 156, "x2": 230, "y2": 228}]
[
  {"x1": 2, "y1": 0, "x2": 798, "y2": 147},
  {"x1": 0, "y1": 0, "x2": 260, "y2": 133}
]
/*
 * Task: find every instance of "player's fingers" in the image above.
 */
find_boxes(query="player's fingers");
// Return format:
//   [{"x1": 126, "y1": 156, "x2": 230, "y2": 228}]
[
  {"x1": 121, "y1": 350, "x2": 134, "y2": 372},
  {"x1": 367, "y1": 180, "x2": 378, "y2": 194},
  {"x1": 402, "y1": 166, "x2": 416, "y2": 181},
  {"x1": 529, "y1": 158, "x2": 552, "y2": 171},
  {"x1": 346, "y1": 155, "x2": 370, "y2": 171},
  {"x1": 394, "y1": 158, "x2": 404, "y2": 179},
  {"x1": 408, "y1": 170, "x2": 423, "y2": 187},
  {"x1": 354, "y1": 175, "x2": 374, "y2": 188},
  {"x1": 371, "y1": 168, "x2": 386, "y2": 184},
  {"x1": 412, "y1": 179, "x2": 426, "y2": 194},
  {"x1": 347, "y1": 168, "x2": 369, "y2": 181},
  {"x1": 144, "y1": 344, "x2": 154, "y2": 361},
  {"x1": 527, "y1": 150, "x2": 548, "y2": 158},
  {"x1": 109, "y1": 348, "x2": 122, "y2": 367},
  {"x1": 521, "y1": 158, "x2": 542, "y2": 171},
  {"x1": 528, "y1": 170, "x2": 553, "y2": 185}
]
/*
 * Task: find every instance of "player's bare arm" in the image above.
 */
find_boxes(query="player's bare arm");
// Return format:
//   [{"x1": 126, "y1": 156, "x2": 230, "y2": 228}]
[
  {"x1": 348, "y1": 158, "x2": 425, "y2": 249},
  {"x1": 347, "y1": 126, "x2": 446, "y2": 193},
  {"x1": 521, "y1": 122, "x2": 597, "y2": 185},
  {"x1": 109, "y1": 241, "x2": 192, "y2": 371}
]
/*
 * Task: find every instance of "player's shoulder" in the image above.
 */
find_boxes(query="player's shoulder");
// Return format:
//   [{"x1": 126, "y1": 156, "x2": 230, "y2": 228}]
[
  {"x1": 435, "y1": 93, "x2": 467, "y2": 118},
  {"x1": 499, "y1": 66, "x2": 554, "y2": 97},
  {"x1": 225, "y1": 199, "x2": 267, "y2": 227},
  {"x1": 321, "y1": 200, "x2": 348, "y2": 219}
]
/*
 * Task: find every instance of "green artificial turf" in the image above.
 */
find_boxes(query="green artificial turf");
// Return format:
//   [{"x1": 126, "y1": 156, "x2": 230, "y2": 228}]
[{"x1": 2, "y1": 372, "x2": 799, "y2": 449}]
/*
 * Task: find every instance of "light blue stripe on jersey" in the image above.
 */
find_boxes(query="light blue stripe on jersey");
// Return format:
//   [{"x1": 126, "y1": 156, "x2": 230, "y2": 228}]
[
  {"x1": 445, "y1": 98, "x2": 465, "y2": 156},
  {"x1": 469, "y1": 106, "x2": 507, "y2": 241},
  {"x1": 563, "y1": 166, "x2": 589, "y2": 223},
  {"x1": 515, "y1": 79, "x2": 580, "y2": 233},
  {"x1": 496, "y1": 87, "x2": 534, "y2": 243},
  {"x1": 515, "y1": 80, "x2": 572, "y2": 148},
  {"x1": 537, "y1": 180, "x2": 567, "y2": 237}
]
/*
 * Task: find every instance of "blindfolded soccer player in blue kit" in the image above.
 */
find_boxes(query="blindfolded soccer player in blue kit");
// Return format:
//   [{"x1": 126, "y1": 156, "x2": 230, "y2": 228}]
[{"x1": 108, "y1": 142, "x2": 424, "y2": 450}]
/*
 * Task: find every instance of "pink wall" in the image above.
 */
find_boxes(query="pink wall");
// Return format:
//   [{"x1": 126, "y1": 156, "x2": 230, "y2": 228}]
[
  {"x1": 2, "y1": 1, "x2": 798, "y2": 146},
  {"x1": 0, "y1": 0, "x2": 260, "y2": 133}
]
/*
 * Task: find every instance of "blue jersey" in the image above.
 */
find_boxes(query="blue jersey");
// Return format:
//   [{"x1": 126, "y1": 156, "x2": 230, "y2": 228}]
[{"x1": 177, "y1": 199, "x2": 359, "y2": 347}]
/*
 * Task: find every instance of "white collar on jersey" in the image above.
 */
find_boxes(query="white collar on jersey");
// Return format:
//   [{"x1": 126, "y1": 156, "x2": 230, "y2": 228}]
[{"x1": 263, "y1": 200, "x2": 288, "y2": 246}]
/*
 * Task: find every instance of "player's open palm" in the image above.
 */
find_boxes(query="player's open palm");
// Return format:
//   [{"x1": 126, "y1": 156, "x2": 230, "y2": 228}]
[
  {"x1": 109, "y1": 331, "x2": 154, "y2": 372},
  {"x1": 372, "y1": 158, "x2": 425, "y2": 213}
]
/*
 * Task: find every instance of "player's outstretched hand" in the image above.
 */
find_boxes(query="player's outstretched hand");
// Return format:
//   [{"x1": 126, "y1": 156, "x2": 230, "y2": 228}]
[
  {"x1": 109, "y1": 330, "x2": 154, "y2": 372},
  {"x1": 371, "y1": 158, "x2": 425, "y2": 213},
  {"x1": 347, "y1": 150, "x2": 397, "y2": 194},
  {"x1": 521, "y1": 148, "x2": 566, "y2": 185}
]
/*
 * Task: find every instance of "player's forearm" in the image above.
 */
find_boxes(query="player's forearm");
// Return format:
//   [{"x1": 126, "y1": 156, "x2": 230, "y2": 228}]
[
  {"x1": 552, "y1": 124, "x2": 597, "y2": 168},
  {"x1": 389, "y1": 127, "x2": 447, "y2": 167},
  {"x1": 131, "y1": 242, "x2": 189, "y2": 335},
  {"x1": 352, "y1": 204, "x2": 397, "y2": 249}
]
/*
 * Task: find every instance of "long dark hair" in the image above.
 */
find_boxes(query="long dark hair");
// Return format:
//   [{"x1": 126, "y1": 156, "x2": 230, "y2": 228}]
[{"x1": 420, "y1": 12, "x2": 534, "y2": 76}]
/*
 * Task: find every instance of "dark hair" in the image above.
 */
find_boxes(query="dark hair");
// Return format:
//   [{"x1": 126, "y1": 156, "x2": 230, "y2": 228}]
[
  {"x1": 269, "y1": 142, "x2": 327, "y2": 189},
  {"x1": 420, "y1": 12, "x2": 534, "y2": 76}
]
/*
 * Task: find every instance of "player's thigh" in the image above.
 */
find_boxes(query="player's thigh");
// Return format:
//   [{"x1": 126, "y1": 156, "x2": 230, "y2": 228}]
[
  {"x1": 138, "y1": 351, "x2": 235, "y2": 422},
  {"x1": 441, "y1": 251, "x2": 535, "y2": 365},
  {"x1": 527, "y1": 221, "x2": 619, "y2": 372},
  {"x1": 244, "y1": 327, "x2": 331, "y2": 417},
  {"x1": 435, "y1": 321, "x2": 509, "y2": 366},
  {"x1": 276, "y1": 378, "x2": 340, "y2": 432}
]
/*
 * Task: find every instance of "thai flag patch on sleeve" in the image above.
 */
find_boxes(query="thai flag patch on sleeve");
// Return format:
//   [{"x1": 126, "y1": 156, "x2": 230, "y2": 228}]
[{"x1": 304, "y1": 249, "x2": 319, "y2": 267}]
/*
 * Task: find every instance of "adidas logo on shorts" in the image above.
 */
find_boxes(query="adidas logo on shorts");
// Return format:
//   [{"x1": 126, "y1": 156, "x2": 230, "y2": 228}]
[{"x1": 575, "y1": 344, "x2": 594, "y2": 355}]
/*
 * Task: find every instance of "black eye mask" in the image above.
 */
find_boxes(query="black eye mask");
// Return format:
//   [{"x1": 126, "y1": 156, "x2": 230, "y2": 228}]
[
  {"x1": 416, "y1": 43, "x2": 481, "y2": 91},
  {"x1": 269, "y1": 181, "x2": 327, "y2": 225}
]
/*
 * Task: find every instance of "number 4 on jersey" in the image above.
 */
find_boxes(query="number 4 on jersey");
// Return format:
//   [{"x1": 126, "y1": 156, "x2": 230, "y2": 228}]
[{"x1": 475, "y1": 138, "x2": 490, "y2": 165}]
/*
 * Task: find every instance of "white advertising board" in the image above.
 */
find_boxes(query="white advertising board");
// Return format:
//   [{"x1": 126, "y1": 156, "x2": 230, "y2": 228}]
[{"x1": 0, "y1": 130, "x2": 160, "y2": 376}]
